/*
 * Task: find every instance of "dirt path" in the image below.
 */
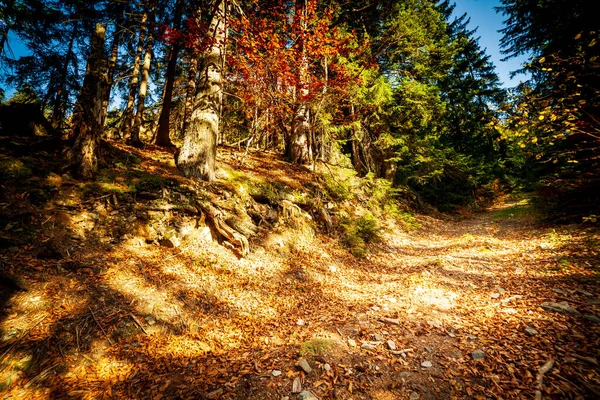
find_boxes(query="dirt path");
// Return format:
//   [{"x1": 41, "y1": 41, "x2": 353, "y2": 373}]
[{"x1": 1, "y1": 150, "x2": 599, "y2": 400}]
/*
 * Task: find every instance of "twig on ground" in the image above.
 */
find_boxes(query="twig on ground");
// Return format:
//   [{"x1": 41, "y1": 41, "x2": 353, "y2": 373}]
[
  {"x1": 130, "y1": 313, "x2": 149, "y2": 335},
  {"x1": 534, "y1": 358, "x2": 555, "y2": 400},
  {"x1": 89, "y1": 307, "x2": 114, "y2": 345},
  {"x1": 0, "y1": 315, "x2": 47, "y2": 361}
]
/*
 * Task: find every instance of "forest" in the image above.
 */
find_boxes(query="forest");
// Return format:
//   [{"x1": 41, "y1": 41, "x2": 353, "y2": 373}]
[{"x1": 0, "y1": 0, "x2": 599, "y2": 399}]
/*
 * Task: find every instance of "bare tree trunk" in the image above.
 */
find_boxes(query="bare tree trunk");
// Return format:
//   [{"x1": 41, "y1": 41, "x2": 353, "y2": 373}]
[
  {"x1": 154, "y1": 0, "x2": 183, "y2": 147},
  {"x1": 121, "y1": 7, "x2": 148, "y2": 141},
  {"x1": 176, "y1": 0, "x2": 227, "y2": 181},
  {"x1": 130, "y1": 0, "x2": 156, "y2": 147},
  {"x1": 180, "y1": 55, "x2": 199, "y2": 137},
  {"x1": 287, "y1": 0, "x2": 312, "y2": 164},
  {"x1": 102, "y1": 3, "x2": 125, "y2": 138},
  {"x1": 69, "y1": 24, "x2": 107, "y2": 179},
  {"x1": 52, "y1": 26, "x2": 76, "y2": 132}
]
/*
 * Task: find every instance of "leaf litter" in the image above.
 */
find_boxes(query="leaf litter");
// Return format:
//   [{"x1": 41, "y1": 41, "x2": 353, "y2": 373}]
[{"x1": 0, "y1": 143, "x2": 598, "y2": 399}]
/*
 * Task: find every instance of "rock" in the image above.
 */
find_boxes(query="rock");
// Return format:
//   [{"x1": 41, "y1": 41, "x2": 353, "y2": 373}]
[
  {"x1": 296, "y1": 358, "x2": 312, "y2": 374},
  {"x1": 145, "y1": 317, "x2": 156, "y2": 326},
  {"x1": 399, "y1": 371, "x2": 412, "y2": 378},
  {"x1": 272, "y1": 370, "x2": 282, "y2": 377},
  {"x1": 467, "y1": 335, "x2": 478, "y2": 341},
  {"x1": 296, "y1": 319, "x2": 305, "y2": 326},
  {"x1": 425, "y1": 346, "x2": 432, "y2": 353},
  {"x1": 471, "y1": 349, "x2": 485, "y2": 361},
  {"x1": 409, "y1": 392, "x2": 420, "y2": 400},
  {"x1": 525, "y1": 326, "x2": 539, "y2": 336},
  {"x1": 541, "y1": 301, "x2": 580, "y2": 315},
  {"x1": 159, "y1": 236, "x2": 180, "y2": 248},
  {"x1": 373, "y1": 333, "x2": 384, "y2": 341},
  {"x1": 552, "y1": 288, "x2": 566, "y2": 294},
  {"x1": 379, "y1": 317, "x2": 400, "y2": 325},
  {"x1": 348, "y1": 339, "x2": 357, "y2": 347},
  {"x1": 292, "y1": 377, "x2": 302, "y2": 393},
  {"x1": 297, "y1": 391, "x2": 318, "y2": 400},
  {"x1": 323, "y1": 363, "x2": 331, "y2": 371},
  {"x1": 361, "y1": 343, "x2": 377, "y2": 351},
  {"x1": 387, "y1": 340, "x2": 396, "y2": 350},
  {"x1": 584, "y1": 315, "x2": 600, "y2": 324},
  {"x1": 420, "y1": 361, "x2": 432, "y2": 368},
  {"x1": 371, "y1": 305, "x2": 381, "y2": 311},
  {"x1": 328, "y1": 265, "x2": 337, "y2": 273},
  {"x1": 490, "y1": 292, "x2": 501, "y2": 299}
]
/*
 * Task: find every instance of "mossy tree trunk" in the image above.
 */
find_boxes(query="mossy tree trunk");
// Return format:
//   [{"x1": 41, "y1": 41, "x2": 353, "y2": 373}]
[
  {"x1": 176, "y1": 0, "x2": 226, "y2": 181},
  {"x1": 69, "y1": 24, "x2": 107, "y2": 179}
]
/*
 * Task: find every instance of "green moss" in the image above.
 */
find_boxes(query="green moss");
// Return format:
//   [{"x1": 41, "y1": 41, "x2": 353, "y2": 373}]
[
  {"x1": 300, "y1": 338, "x2": 335, "y2": 357},
  {"x1": 0, "y1": 156, "x2": 33, "y2": 181}
]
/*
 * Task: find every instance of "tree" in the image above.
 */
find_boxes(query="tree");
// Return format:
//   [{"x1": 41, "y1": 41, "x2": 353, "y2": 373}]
[
  {"x1": 68, "y1": 23, "x2": 108, "y2": 179},
  {"x1": 176, "y1": 0, "x2": 227, "y2": 181}
]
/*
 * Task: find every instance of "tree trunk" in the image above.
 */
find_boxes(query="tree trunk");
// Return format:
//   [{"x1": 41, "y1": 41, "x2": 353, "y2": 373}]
[
  {"x1": 52, "y1": 26, "x2": 76, "y2": 132},
  {"x1": 130, "y1": 0, "x2": 156, "y2": 147},
  {"x1": 287, "y1": 0, "x2": 312, "y2": 164},
  {"x1": 121, "y1": 8, "x2": 148, "y2": 141},
  {"x1": 154, "y1": 0, "x2": 183, "y2": 147},
  {"x1": 69, "y1": 24, "x2": 107, "y2": 179},
  {"x1": 180, "y1": 55, "x2": 198, "y2": 137},
  {"x1": 102, "y1": 3, "x2": 125, "y2": 138},
  {"x1": 176, "y1": 0, "x2": 226, "y2": 181}
]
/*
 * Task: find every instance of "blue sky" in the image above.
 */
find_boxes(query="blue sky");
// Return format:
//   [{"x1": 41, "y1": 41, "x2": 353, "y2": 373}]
[{"x1": 453, "y1": 0, "x2": 530, "y2": 87}]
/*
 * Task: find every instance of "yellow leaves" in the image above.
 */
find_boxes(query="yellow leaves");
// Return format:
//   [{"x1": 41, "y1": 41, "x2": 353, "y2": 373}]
[
  {"x1": 531, "y1": 137, "x2": 538, "y2": 144},
  {"x1": 578, "y1": 99, "x2": 587, "y2": 105},
  {"x1": 550, "y1": 114, "x2": 557, "y2": 121},
  {"x1": 538, "y1": 115, "x2": 545, "y2": 121},
  {"x1": 589, "y1": 38, "x2": 597, "y2": 47},
  {"x1": 519, "y1": 143, "x2": 527, "y2": 148},
  {"x1": 574, "y1": 33, "x2": 582, "y2": 40}
]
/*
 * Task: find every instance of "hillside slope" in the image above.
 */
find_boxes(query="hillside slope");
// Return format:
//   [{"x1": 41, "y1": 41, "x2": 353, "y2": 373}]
[{"x1": 1, "y1": 139, "x2": 599, "y2": 399}]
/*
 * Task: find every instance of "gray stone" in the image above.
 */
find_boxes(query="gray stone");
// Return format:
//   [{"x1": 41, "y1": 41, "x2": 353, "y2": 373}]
[
  {"x1": 425, "y1": 346, "x2": 432, "y2": 353},
  {"x1": 297, "y1": 391, "x2": 318, "y2": 400},
  {"x1": 296, "y1": 358, "x2": 312, "y2": 374},
  {"x1": 471, "y1": 349, "x2": 485, "y2": 361},
  {"x1": 361, "y1": 343, "x2": 377, "y2": 351},
  {"x1": 373, "y1": 333, "x2": 384, "y2": 341},
  {"x1": 272, "y1": 370, "x2": 282, "y2": 377},
  {"x1": 323, "y1": 363, "x2": 331, "y2": 371},
  {"x1": 399, "y1": 371, "x2": 412, "y2": 378},
  {"x1": 409, "y1": 392, "x2": 420, "y2": 400},
  {"x1": 387, "y1": 340, "x2": 397, "y2": 350},
  {"x1": 296, "y1": 319, "x2": 305, "y2": 326},
  {"x1": 348, "y1": 339, "x2": 357, "y2": 347},
  {"x1": 525, "y1": 326, "x2": 539, "y2": 336},
  {"x1": 584, "y1": 315, "x2": 600, "y2": 324},
  {"x1": 420, "y1": 361, "x2": 433, "y2": 368},
  {"x1": 292, "y1": 377, "x2": 302, "y2": 393},
  {"x1": 541, "y1": 301, "x2": 580, "y2": 315}
]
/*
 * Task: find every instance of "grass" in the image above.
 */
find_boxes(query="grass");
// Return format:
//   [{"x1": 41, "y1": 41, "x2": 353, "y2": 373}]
[
  {"x1": 299, "y1": 338, "x2": 335, "y2": 357},
  {"x1": 492, "y1": 204, "x2": 535, "y2": 220}
]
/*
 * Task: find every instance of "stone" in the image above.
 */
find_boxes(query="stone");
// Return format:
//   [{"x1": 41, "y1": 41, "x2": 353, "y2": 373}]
[
  {"x1": 471, "y1": 349, "x2": 485, "y2": 361},
  {"x1": 323, "y1": 363, "x2": 331, "y2": 371},
  {"x1": 490, "y1": 292, "x2": 501, "y2": 299},
  {"x1": 272, "y1": 370, "x2": 282, "y2": 377},
  {"x1": 387, "y1": 340, "x2": 397, "y2": 350},
  {"x1": 421, "y1": 361, "x2": 433, "y2": 368},
  {"x1": 159, "y1": 237, "x2": 180, "y2": 248},
  {"x1": 409, "y1": 392, "x2": 420, "y2": 400},
  {"x1": 348, "y1": 339, "x2": 357, "y2": 347},
  {"x1": 296, "y1": 319, "x2": 305, "y2": 326},
  {"x1": 361, "y1": 343, "x2": 377, "y2": 351},
  {"x1": 541, "y1": 301, "x2": 580, "y2": 315},
  {"x1": 373, "y1": 333, "x2": 384, "y2": 341},
  {"x1": 292, "y1": 377, "x2": 302, "y2": 393},
  {"x1": 328, "y1": 265, "x2": 337, "y2": 273},
  {"x1": 552, "y1": 288, "x2": 567, "y2": 294},
  {"x1": 296, "y1": 358, "x2": 312, "y2": 374},
  {"x1": 425, "y1": 346, "x2": 432, "y2": 353},
  {"x1": 297, "y1": 391, "x2": 318, "y2": 400},
  {"x1": 399, "y1": 371, "x2": 412, "y2": 378},
  {"x1": 525, "y1": 326, "x2": 539, "y2": 336},
  {"x1": 584, "y1": 315, "x2": 600, "y2": 324}
]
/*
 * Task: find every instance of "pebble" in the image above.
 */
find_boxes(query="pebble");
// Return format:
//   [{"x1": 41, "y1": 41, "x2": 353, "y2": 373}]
[
  {"x1": 272, "y1": 370, "x2": 282, "y2": 377},
  {"x1": 490, "y1": 292, "x2": 501, "y2": 299},
  {"x1": 323, "y1": 363, "x2": 331, "y2": 371},
  {"x1": 297, "y1": 391, "x2": 318, "y2": 400},
  {"x1": 328, "y1": 265, "x2": 337, "y2": 273},
  {"x1": 399, "y1": 371, "x2": 412, "y2": 378},
  {"x1": 296, "y1": 319, "x2": 305, "y2": 326},
  {"x1": 387, "y1": 340, "x2": 396, "y2": 350},
  {"x1": 425, "y1": 346, "x2": 432, "y2": 353},
  {"x1": 373, "y1": 333, "x2": 384, "y2": 341},
  {"x1": 471, "y1": 349, "x2": 485, "y2": 361},
  {"x1": 525, "y1": 326, "x2": 539, "y2": 336},
  {"x1": 361, "y1": 343, "x2": 377, "y2": 351},
  {"x1": 409, "y1": 392, "x2": 420, "y2": 400},
  {"x1": 348, "y1": 339, "x2": 357, "y2": 347},
  {"x1": 296, "y1": 358, "x2": 312, "y2": 374},
  {"x1": 292, "y1": 377, "x2": 302, "y2": 393},
  {"x1": 420, "y1": 361, "x2": 433, "y2": 368}
]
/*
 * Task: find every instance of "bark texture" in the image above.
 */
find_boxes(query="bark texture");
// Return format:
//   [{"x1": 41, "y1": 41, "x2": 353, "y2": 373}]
[
  {"x1": 69, "y1": 24, "x2": 107, "y2": 179},
  {"x1": 176, "y1": 0, "x2": 226, "y2": 181}
]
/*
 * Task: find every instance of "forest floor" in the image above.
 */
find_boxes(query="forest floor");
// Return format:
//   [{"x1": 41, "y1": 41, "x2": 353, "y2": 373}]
[{"x1": 1, "y1": 138, "x2": 599, "y2": 399}]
